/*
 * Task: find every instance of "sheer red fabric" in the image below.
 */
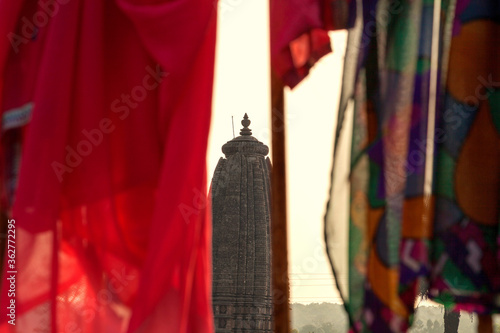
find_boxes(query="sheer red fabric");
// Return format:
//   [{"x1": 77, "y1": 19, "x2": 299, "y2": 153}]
[
  {"x1": 0, "y1": 0, "x2": 217, "y2": 332},
  {"x1": 270, "y1": 0, "x2": 355, "y2": 88}
]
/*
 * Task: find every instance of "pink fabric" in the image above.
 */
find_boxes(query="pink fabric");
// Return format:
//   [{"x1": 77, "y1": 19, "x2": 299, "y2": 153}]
[
  {"x1": 270, "y1": 0, "x2": 354, "y2": 88},
  {"x1": 0, "y1": 0, "x2": 217, "y2": 332}
]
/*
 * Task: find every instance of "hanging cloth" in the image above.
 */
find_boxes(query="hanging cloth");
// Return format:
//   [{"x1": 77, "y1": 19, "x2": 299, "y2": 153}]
[
  {"x1": 324, "y1": 0, "x2": 500, "y2": 331},
  {"x1": 0, "y1": 0, "x2": 217, "y2": 332}
]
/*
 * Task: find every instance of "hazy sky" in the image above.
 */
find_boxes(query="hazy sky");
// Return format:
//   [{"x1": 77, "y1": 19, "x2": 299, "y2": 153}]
[{"x1": 207, "y1": 0, "x2": 348, "y2": 304}]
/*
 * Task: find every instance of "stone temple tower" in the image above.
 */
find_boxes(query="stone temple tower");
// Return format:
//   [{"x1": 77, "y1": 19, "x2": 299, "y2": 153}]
[{"x1": 210, "y1": 114, "x2": 273, "y2": 332}]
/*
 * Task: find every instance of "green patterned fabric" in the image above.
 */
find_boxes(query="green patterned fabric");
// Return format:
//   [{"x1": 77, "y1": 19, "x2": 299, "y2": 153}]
[{"x1": 324, "y1": 0, "x2": 500, "y2": 331}]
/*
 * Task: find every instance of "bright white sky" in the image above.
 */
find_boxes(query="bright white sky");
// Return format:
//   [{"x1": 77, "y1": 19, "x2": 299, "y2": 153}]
[{"x1": 208, "y1": 0, "x2": 347, "y2": 304}]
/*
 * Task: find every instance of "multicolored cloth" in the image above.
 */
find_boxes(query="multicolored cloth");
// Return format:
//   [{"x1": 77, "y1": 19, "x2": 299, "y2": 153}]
[
  {"x1": 428, "y1": 0, "x2": 500, "y2": 314},
  {"x1": 325, "y1": 0, "x2": 500, "y2": 331}
]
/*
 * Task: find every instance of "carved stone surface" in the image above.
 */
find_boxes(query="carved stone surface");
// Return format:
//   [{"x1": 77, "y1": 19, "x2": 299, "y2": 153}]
[{"x1": 211, "y1": 114, "x2": 273, "y2": 332}]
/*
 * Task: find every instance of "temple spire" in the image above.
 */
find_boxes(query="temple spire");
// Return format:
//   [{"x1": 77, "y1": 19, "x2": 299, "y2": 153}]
[
  {"x1": 211, "y1": 114, "x2": 272, "y2": 332},
  {"x1": 240, "y1": 113, "x2": 252, "y2": 136}
]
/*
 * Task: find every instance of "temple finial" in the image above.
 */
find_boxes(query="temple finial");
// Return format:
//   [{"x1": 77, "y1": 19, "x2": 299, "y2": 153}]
[{"x1": 240, "y1": 113, "x2": 252, "y2": 136}]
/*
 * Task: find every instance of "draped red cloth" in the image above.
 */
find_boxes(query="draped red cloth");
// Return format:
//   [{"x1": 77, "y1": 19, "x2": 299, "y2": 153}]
[
  {"x1": 0, "y1": 0, "x2": 217, "y2": 332},
  {"x1": 270, "y1": 0, "x2": 355, "y2": 88}
]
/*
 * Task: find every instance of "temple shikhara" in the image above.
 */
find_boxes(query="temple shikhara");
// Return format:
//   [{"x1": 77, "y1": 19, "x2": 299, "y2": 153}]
[{"x1": 210, "y1": 114, "x2": 273, "y2": 332}]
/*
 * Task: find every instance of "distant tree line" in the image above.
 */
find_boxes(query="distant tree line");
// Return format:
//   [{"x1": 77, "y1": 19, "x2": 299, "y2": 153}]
[{"x1": 290, "y1": 303, "x2": 495, "y2": 333}]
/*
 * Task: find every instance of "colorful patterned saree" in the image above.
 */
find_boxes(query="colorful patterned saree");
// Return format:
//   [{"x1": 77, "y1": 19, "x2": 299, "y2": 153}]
[{"x1": 325, "y1": 0, "x2": 500, "y2": 331}]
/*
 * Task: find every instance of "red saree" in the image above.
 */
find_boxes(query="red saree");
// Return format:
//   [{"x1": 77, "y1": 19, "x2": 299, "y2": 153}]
[{"x1": 0, "y1": 0, "x2": 217, "y2": 332}]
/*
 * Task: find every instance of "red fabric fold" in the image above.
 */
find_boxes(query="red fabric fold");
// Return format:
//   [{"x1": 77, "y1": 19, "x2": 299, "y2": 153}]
[
  {"x1": 0, "y1": 0, "x2": 217, "y2": 332},
  {"x1": 270, "y1": 0, "x2": 355, "y2": 88}
]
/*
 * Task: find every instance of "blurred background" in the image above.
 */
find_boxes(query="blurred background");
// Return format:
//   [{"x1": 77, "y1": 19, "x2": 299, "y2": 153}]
[{"x1": 207, "y1": 0, "x2": 348, "y2": 305}]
